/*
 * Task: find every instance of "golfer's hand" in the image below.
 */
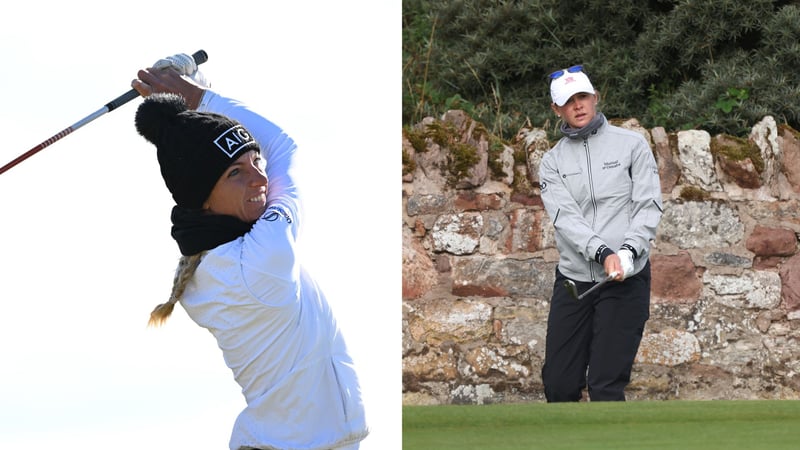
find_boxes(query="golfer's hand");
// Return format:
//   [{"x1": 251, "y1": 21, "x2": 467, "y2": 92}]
[
  {"x1": 152, "y1": 54, "x2": 197, "y2": 77},
  {"x1": 604, "y1": 254, "x2": 624, "y2": 281},
  {"x1": 618, "y1": 249, "x2": 635, "y2": 280},
  {"x1": 131, "y1": 68, "x2": 206, "y2": 110},
  {"x1": 151, "y1": 53, "x2": 210, "y2": 87}
]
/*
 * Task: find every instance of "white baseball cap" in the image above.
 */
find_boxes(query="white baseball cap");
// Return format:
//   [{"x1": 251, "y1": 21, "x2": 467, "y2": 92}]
[{"x1": 550, "y1": 67, "x2": 596, "y2": 106}]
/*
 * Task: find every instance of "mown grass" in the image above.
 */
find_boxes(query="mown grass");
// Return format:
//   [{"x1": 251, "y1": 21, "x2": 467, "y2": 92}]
[{"x1": 403, "y1": 400, "x2": 800, "y2": 449}]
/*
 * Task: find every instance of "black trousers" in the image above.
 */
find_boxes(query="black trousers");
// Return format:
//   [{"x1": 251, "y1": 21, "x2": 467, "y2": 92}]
[{"x1": 541, "y1": 262, "x2": 651, "y2": 402}]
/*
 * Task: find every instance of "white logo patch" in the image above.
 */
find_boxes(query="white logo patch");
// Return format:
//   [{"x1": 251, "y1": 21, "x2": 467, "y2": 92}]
[{"x1": 213, "y1": 125, "x2": 256, "y2": 157}]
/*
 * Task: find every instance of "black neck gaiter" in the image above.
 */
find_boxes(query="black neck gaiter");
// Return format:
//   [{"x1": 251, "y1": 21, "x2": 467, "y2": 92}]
[{"x1": 170, "y1": 206, "x2": 254, "y2": 256}]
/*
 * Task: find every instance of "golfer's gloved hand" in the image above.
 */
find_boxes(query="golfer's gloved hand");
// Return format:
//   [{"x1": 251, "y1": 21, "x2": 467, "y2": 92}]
[
  {"x1": 152, "y1": 53, "x2": 209, "y2": 87},
  {"x1": 618, "y1": 249, "x2": 635, "y2": 280}
]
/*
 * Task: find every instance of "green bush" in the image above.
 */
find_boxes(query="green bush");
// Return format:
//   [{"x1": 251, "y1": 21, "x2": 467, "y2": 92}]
[{"x1": 402, "y1": 0, "x2": 800, "y2": 138}]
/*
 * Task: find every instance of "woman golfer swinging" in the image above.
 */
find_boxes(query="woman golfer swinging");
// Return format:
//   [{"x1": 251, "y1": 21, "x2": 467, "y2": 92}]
[
  {"x1": 538, "y1": 65, "x2": 663, "y2": 402},
  {"x1": 131, "y1": 54, "x2": 368, "y2": 450}
]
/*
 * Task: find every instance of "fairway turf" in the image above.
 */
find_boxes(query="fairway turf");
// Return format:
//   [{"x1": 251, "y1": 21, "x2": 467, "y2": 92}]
[{"x1": 403, "y1": 400, "x2": 800, "y2": 449}]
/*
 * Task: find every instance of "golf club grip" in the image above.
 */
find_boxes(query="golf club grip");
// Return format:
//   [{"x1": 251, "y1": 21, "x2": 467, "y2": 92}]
[
  {"x1": 105, "y1": 89, "x2": 140, "y2": 111},
  {"x1": 104, "y1": 50, "x2": 209, "y2": 111},
  {"x1": 191, "y1": 49, "x2": 208, "y2": 65}
]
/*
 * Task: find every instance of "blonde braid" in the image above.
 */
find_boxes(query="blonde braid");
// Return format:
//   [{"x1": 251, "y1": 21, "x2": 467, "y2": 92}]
[{"x1": 148, "y1": 252, "x2": 206, "y2": 327}]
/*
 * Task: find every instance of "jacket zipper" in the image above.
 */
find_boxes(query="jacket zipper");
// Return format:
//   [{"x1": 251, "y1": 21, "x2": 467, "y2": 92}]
[{"x1": 584, "y1": 137, "x2": 600, "y2": 281}]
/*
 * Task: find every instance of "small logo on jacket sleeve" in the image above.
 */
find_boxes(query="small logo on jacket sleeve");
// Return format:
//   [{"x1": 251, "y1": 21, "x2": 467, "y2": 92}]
[{"x1": 263, "y1": 204, "x2": 293, "y2": 223}]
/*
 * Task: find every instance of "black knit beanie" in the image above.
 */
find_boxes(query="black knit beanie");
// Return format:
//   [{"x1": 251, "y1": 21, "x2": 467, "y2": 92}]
[{"x1": 134, "y1": 93, "x2": 260, "y2": 209}]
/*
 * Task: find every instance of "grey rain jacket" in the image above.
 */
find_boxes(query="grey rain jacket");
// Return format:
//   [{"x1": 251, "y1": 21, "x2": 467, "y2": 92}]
[{"x1": 539, "y1": 116, "x2": 663, "y2": 283}]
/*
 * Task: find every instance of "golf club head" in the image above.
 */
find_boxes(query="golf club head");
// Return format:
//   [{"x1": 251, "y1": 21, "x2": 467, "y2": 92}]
[{"x1": 564, "y1": 279, "x2": 579, "y2": 299}]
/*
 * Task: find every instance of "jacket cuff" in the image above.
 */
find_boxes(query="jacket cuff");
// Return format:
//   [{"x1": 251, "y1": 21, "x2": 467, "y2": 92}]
[
  {"x1": 595, "y1": 245, "x2": 614, "y2": 265},
  {"x1": 620, "y1": 243, "x2": 639, "y2": 259}
]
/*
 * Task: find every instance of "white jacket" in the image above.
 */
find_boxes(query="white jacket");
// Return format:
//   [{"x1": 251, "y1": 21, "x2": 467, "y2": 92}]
[{"x1": 180, "y1": 91, "x2": 368, "y2": 450}]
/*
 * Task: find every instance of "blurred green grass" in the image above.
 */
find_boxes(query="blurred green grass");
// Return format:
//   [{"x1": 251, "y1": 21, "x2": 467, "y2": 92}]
[{"x1": 403, "y1": 400, "x2": 800, "y2": 449}]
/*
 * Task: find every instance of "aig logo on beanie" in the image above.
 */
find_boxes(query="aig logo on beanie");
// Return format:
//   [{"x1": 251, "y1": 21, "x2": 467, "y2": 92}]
[
  {"x1": 214, "y1": 125, "x2": 255, "y2": 157},
  {"x1": 135, "y1": 93, "x2": 261, "y2": 209}
]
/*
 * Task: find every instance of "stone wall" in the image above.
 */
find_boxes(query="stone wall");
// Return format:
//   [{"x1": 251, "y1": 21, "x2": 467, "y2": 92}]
[{"x1": 402, "y1": 110, "x2": 800, "y2": 405}]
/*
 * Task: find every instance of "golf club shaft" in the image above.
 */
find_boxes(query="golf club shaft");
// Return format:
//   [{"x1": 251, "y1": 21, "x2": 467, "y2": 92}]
[
  {"x1": 0, "y1": 50, "x2": 208, "y2": 176},
  {"x1": 577, "y1": 271, "x2": 619, "y2": 300}
]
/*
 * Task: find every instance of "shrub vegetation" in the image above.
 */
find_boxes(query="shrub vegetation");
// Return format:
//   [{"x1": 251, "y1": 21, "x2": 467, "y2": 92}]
[{"x1": 402, "y1": 0, "x2": 800, "y2": 139}]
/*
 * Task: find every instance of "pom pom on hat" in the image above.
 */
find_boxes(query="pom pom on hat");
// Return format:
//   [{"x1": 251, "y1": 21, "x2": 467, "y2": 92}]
[
  {"x1": 135, "y1": 93, "x2": 187, "y2": 144},
  {"x1": 135, "y1": 93, "x2": 260, "y2": 209}
]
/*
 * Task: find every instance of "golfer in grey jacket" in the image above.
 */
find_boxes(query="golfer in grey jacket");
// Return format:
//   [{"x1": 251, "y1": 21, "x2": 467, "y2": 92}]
[{"x1": 538, "y1": 65, "x2": 663, "y2": 402}]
